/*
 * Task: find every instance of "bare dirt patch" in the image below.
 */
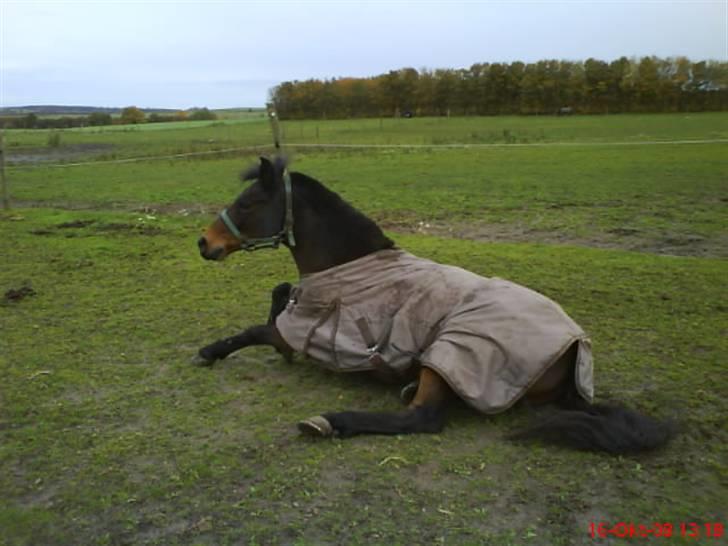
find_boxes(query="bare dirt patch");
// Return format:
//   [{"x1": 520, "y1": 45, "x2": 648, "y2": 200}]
[
  {"x1": 93, "y1": 222, "x2": 162, "y2": 236},
  {"x1": 56, "y1": 219, "x2": 96, "y2": 229},
  {"x1": 11, "y1": 200, "x2": 726, "y2": 257},
  {"x1": 13, "y1": 200, "x2": 218, "y2": 217},
  {"x1": 4, "y1": 283, "x2": 36, "y2": 303},
  {"x1": 26, "y1": 218, "x2": 162, "y2": 237},
  {"x1": 383, "y1": 219, "x2": 728, "y2": 258}
]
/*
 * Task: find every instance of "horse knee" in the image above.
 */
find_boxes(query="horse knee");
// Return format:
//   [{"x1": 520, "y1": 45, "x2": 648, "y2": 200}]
[{"x1": 268, "y1": 282, "x2": 292, "y2": 324}]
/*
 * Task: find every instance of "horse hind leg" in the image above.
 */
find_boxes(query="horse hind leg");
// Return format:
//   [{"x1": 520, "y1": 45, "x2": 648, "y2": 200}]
[
  {"x1": 523, "y1": 342, "x2": 577, "y2": 405},
  {"x1": 298, "y1": 367, "x2": 452, "y2": 438}
]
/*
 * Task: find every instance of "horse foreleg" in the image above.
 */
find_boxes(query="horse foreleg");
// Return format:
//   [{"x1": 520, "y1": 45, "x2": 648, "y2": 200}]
[
  {"x1": 193, "y1": 282, "x2": 293, "y2": 367},
  {"x1": 298, "y1": 367, "x2": 451, "y2": 438},
  {"x1": 267, "y1": 282, "x2": 292, "y2": 324},
  {"x1": 194, "y1": 324, "x2": 292, "y2": 366}
]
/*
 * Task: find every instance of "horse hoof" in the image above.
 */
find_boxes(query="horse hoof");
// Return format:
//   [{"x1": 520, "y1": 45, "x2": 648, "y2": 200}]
[
  {"x1": 297, "y1": 416, "x2": 333, "y2": 438},
  {"x1": 400, "y1": 380, "x2": 419, "y2": 405},
  {"x1": 191, "y1": 354, "x2": 215, "y2": 367}
]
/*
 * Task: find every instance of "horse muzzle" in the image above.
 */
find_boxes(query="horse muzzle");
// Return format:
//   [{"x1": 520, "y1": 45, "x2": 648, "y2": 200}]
[{"x1": 198, "y1": 236, "x2": 225, "y2": 261}]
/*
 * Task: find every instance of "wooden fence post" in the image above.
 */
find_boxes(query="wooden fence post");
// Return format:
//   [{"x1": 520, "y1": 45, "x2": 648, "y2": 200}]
[
  {"x1": 0, "y1": 130, "x2": 9, "y2": 210},
  {"x1": 266, "y1": 103, "x2": 282, "y2": 151}
]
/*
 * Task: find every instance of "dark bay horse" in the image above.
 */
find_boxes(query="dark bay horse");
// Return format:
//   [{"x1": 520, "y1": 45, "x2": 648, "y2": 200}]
[{"x1": 196, "y1": 156, "x2": 674, "y2": 454}]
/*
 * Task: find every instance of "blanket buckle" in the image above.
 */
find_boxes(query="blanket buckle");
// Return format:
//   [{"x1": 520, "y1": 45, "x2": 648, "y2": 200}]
[{"x1": 355, "y1": 317, "x2": 392, "y2": 369}]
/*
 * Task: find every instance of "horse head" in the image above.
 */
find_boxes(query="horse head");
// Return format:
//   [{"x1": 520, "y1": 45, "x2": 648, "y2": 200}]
[{"x1": 198, "y1": 156, "x2": 294, "y2": 261}]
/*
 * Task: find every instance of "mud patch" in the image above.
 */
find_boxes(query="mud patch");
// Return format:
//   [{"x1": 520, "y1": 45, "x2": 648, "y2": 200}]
[
  {"x1": 382, "y1": 219, "x2": 727, "y2": 258},
  {"x1": 68, "y1": 221, "x2": 163, "y2": 236},
  {"x1": 56, "y1": 220, "x2": 96, "y2": 229},
  {"x1": 14, "y1": 200, "x2": 218, "y2": 217},
  {"x1": 29, "y1": 219, "x2": 161, "y2": 237},
  {"x1": 4, "y1": 283, "x2": 36, "y2": 303},
  {"x1": 95, "y1": 222, "x2": 162, "y2": 236}
]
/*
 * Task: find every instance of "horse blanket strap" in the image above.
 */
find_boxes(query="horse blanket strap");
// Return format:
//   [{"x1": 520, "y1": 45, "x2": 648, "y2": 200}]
[
  {"x1": 354, "y1": 316, "x2": 394, "y2": 369},
  {"x1": 276, "y1": 249, "x2": 594, "y2": 414},
  {"x1": 218, "y1": 169, "x2": 296, "y2": 252}
]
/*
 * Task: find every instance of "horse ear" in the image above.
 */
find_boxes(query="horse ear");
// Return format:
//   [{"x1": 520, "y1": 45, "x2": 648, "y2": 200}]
[{"x1": 258, "y1": 156, "x2": 276, "y2": 193}]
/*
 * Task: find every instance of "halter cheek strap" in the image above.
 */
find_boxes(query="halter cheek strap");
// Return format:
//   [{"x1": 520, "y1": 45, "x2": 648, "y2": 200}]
[
  {"x1": 218, "y1": 169, "x2": 296, "y2": 252},
  {"x1": 219, "y1": 208, "x2": 242, "y2": 239}
]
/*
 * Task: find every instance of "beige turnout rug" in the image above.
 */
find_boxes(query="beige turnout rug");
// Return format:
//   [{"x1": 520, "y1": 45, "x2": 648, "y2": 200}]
[{"x1": 276, "y1": 249, "x2": 593, "y2": 413}]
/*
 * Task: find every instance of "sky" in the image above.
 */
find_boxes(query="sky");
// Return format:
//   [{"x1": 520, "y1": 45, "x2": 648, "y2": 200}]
[{"x1": 1, "y1": 0, "x2": 726, "y2": 109}]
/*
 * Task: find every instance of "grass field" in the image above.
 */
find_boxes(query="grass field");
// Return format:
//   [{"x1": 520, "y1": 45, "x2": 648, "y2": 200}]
[
  {"x1": 1, "y1": 114, "x2": 727, "y2": 545},
  {"x1": 6, "y1": 112, "x2": 728, "y2": 163}
]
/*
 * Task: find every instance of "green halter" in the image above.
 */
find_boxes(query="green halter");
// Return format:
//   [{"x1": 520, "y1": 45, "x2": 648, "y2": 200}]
[{"x1": 218, "y1": 169, "x2": 296, "y2": 252}]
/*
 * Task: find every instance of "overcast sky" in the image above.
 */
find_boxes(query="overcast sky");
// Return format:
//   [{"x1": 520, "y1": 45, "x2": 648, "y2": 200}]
[{"x1": 1, "y1": 0, "x2": 726, "y2": 109}]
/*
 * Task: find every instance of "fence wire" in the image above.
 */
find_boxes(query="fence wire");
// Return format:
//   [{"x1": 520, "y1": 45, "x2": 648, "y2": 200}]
[{"x1": 6, "y1": 138, "x2": 728, "y2": 170}]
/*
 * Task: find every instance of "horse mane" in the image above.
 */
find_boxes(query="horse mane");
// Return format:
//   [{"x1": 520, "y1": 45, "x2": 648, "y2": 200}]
[{"x1": 291, "y1": 171, "x2": 396, "y2": 257}]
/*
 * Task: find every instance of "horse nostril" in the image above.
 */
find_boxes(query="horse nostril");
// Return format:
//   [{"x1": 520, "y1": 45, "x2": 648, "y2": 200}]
[{"x1": 198, "y1": 237, "x2": 207, "y2": 251}]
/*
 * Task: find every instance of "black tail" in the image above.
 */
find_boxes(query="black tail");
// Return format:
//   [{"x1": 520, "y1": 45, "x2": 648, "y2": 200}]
[{"x1": 510, "y1": 395, "x2": 677, "y2": 455}]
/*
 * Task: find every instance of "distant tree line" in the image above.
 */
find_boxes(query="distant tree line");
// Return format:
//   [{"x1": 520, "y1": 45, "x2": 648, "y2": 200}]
[
  {"x1": 0, "y1": 106, "x2": 217, "y2": 129},
  {"x1": 271, "y1": 57, "x2": 728, "y2": 119}
]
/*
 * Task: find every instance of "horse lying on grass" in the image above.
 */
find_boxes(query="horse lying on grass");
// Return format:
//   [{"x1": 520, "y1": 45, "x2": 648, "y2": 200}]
[{"x1": 195, "y1": 156, "x2": 675, "y2": 454}]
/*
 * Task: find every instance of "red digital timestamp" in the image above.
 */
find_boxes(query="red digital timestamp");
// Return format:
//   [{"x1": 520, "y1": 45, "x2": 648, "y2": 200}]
[{"x1": 589, "y1": 521, "x2": 724, "y2": 540}]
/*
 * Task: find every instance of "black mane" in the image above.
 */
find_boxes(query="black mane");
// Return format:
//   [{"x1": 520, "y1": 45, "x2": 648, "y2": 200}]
[{"x1": 291, "y1": 171, "x2": 395, "y2": 262}]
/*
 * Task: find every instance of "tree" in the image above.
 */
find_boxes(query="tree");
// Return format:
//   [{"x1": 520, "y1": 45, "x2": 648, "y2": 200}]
[
  {"x1": 415, "y1": 69, "x2": 437, "y2": 115},
  {"x1": 23, "y1": 113, "x2": 38, "y2": 129},
  {"x1": 520, "y1": 62, "x2": 545, "y2": 114},
  {"x1": 608, "y1": 57, "x2": 633, "y2": 112},
  {"x1": 120, "y1": 106, "x2": 145, "y2": 124},
  {"x1": 379, "y1": 70, "x2": 404, "y2": 116},
  {"x1": 636, "y1": 57, "x2": 660, "y2": 111},
  {"x1": 584, "y1": 58, "x2": 611, "y2": 113},
  {"x1": 87, "y1": 112, "x2": 112, "y2": 126},
  {"x1": 433, "y1": 69, "x2": 459, "y2": 116},
  {"x1": 189, "y1": 108, "x2": 217, "y2": 121},
  {"x1": 398, "y1": 68, "x2": 419, "y2": 114},
  {"x1": 485, "y1": 63, "x2": 507, "y2": 114},
  {"x1": 467, "y1": 63, "x2": 489, "y2": 115},
  {"x1": 269, "y1": 56, "x2": 728, "y2": 119}
]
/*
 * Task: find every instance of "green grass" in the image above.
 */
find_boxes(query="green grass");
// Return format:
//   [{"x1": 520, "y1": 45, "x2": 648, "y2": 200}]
[
  {"x1": 8, "y1": 143, "x2": 728, "y2": 256},
  {"x1": 4, "y1": 117, "x2": 273, "y2": 160},
  {"x1": 5, "y1": 112, "x2": 728, "y2": 164},
  {"x1": 277, "y1": 112, "x2": 728, "y2": 145},
  {"x1": 1, "y1": 113, "x2": 727, "y2": 545}
]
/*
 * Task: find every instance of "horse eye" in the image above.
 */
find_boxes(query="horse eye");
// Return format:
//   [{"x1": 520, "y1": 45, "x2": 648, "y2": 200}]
[{"x1": 238, "y1": 198, "x2": 265, "y2": 210}]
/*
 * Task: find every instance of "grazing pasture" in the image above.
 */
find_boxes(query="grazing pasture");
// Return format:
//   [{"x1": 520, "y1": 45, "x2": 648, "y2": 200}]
[
  {"x1": 1, "y1": 114, "x2": 726, "y2": 545},
  {"x1": 5, "y1": 111, "x2": 728, "y2": 162}
]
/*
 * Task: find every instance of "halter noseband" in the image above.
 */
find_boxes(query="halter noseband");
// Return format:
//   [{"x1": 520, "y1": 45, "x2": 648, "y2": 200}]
[{"x1": 218, "y1": 168, "x2": 296, "y2": 252}]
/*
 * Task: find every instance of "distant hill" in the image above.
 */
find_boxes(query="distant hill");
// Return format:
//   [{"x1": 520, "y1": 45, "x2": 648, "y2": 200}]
[
  {"x1": 0, "y1": 105, "x2": 180, "y2": 116},
  {"x1": 0, "y1": 105, "x2": 264, "y2": 116}
]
